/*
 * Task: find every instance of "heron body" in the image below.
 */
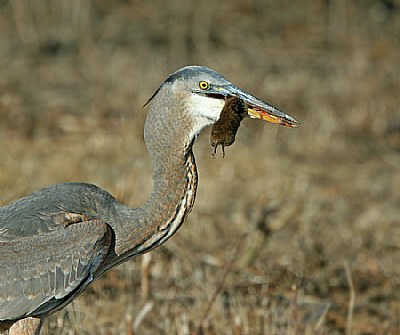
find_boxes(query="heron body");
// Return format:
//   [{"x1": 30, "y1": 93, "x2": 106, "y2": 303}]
[{"x1": 0, "y1": 66, "x2": 298, "y2": 334}]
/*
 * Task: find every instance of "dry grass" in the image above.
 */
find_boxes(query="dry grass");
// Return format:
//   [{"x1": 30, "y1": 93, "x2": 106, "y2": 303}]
[{"x1": 1, "y1": 1, "x2": 400, "y2": 334}]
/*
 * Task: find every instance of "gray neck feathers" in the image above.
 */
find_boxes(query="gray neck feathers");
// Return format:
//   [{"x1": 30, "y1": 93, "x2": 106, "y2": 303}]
[{"x1": 113, "y1": 85, "x2": 198, "y2": 257}]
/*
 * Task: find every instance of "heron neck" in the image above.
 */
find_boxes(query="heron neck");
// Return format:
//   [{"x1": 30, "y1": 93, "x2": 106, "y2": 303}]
[
  {"x1": 111, "y1": 97, "x2": 197, "y2": 259},
  {"x1": 144, "y1": 142, "x2": 198, "y2": 236},
  {"x1": 115, "y1": 144, "x2": 197, "y2": 259}
]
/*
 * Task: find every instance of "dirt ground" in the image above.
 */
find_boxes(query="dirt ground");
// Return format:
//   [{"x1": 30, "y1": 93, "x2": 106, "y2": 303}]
[{"x1": 0, "y1": 1, "x2": 399, "y2": 334}]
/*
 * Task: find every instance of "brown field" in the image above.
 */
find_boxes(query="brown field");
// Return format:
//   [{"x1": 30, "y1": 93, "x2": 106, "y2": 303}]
[{"x1": 1, "y1": 1, "x2": 400, "y2": 334}]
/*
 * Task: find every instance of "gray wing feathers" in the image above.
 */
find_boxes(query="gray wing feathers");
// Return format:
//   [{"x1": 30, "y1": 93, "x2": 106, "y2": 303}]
[{"x1": 0, "y1": 220, "x2": 110, "y2": 321}]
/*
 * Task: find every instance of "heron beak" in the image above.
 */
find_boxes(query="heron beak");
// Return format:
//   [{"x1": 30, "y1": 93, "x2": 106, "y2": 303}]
[{"x1": 216, "y1": 84, "x2": 300, "y2": 128}]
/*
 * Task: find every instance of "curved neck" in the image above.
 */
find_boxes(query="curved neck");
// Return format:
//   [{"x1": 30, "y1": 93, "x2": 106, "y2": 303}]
[
  {"x1": 141, "y1": 145, "x2": 198, "y2": 251},
  {"x1": 112, "y1": 89, "x2": 201, "y2": 258},
  {"x1": 113, "y1": 141, "x2": 198, "y2": 257}
]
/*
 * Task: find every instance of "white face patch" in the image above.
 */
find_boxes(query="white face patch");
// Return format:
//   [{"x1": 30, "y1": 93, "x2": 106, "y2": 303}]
[{"x1": 187, "y1": 94, "x2": 225, "y2": 137}]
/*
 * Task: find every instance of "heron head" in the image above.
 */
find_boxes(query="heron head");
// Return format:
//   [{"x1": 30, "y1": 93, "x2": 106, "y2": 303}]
[{"x1": 145, "y1": 65, "x2": 299, "y2": 139}]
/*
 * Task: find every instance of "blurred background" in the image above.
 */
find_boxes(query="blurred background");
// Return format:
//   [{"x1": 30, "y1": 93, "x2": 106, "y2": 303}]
[{"x1": 0, "y1": 1, "x2": 399, "y2": 334}]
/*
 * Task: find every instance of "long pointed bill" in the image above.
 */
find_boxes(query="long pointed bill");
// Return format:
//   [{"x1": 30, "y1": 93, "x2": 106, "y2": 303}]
[{"x1": 219, "y1": 84, "x2": 299, "y2": 128}]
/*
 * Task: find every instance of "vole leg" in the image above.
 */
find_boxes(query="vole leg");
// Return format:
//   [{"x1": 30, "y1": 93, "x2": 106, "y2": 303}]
[
  {"x1": 211, "y1": 144, "x2": 226, "y2": 158},
  {"x1": 211, "y1": 145, "x2": 218, "y2": 159}
]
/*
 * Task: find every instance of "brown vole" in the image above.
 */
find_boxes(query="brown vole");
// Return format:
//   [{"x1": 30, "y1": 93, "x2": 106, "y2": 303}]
[{"x1": 210, "y1": 96, "x2": 247, "y2": 158}]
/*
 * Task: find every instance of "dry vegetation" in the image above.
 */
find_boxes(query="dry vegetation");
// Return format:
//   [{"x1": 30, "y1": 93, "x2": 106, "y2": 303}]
[{"x1": 1, "y1": 1, "x2": 400, "y2": 334}]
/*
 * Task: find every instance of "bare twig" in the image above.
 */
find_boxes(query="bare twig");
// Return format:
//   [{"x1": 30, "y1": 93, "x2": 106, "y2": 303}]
[
  {"x1": 195, "y1": 235, "x2": 245, "y2": 334},
  {"x1": 289, "y1": 284, "x2": 298, "y2": 335},
  {"x1": 132, "y1": 301, "x2": 153, "y2": 334},
  {"x1": 344, "y1": 261, "x2": 355, "y2": 335},
  {"x1": 141, "y1": 253, "x2": 153, "y2": 300},
  {"x1": 233, "y1": 314, "x2": 242, "y2": 335},
  {"x1": 126, "y1": 313, "x2": 133, "y2": 335},
  {"x1": 314, "y1": 302, "x2": 331, "y2": 331}
]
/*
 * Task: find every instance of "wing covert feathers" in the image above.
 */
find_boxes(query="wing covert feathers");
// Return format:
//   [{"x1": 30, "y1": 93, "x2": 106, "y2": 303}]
[{"x1": 0, "y1": 220, "x2": 110, "y2": 321}]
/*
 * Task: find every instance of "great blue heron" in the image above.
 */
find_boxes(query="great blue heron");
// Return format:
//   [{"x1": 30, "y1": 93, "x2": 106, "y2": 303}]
[{"x1": 0, "y1": 66, "x2": 299, "y2": 334}]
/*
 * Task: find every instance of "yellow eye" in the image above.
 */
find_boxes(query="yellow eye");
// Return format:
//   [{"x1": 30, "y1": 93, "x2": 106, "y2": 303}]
[{"x1": 199, "y1": 81, "x2": 210, "y2": 90}]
